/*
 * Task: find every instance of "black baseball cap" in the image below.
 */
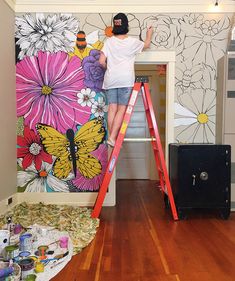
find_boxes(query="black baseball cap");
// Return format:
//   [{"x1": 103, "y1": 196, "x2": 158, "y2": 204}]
[{"x1": 112, "y1": 13, "x2": 129, "y2": 35}]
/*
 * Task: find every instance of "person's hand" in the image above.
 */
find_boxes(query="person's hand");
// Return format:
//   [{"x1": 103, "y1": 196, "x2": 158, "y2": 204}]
[
  {"x1": 147, "y1": 26, "x2": 154, "y2": 35},
  {"x1": 143, "y1": 26, "x2": 154, "y2": 49}
]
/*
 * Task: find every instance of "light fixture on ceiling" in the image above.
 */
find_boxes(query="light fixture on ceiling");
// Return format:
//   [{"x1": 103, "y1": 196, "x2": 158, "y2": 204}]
[{"x1": 215, "y1": 0, "x2": 219, "y2": 6}]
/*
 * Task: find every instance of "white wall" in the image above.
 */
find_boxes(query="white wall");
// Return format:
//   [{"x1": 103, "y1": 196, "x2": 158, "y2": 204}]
[{"x1": 0, "y1": 1, "x2": 17, "y2": 202}]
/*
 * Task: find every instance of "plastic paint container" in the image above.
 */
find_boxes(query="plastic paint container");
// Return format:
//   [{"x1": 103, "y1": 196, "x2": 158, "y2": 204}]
[
  {"x1": 34, "y1": 261, "x2": 44, "y2": 273},
  {"x1": 19, "y1": 233, "x2": 33, "y2": 252},
  {"x1": 13, "y1": 224, "x2": 22, "y2": 235},
  {"x1": 4, "y1": 244, "x2": 19, "y2": 261},
  {"x1": 59, "y1": 236, "x2": 69, "y2": 248},
  {"x1": 18, "y1": 258, "x2": 35, "y2": 279}
]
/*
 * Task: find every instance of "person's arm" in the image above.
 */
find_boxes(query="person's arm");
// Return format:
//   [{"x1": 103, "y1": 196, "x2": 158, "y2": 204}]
[
  {"x1": 143, "y1": 26, "x2": 153, "y2": 50},
  {"x1": 99, "y1": 52, "x2": 107, "y2": 69}
]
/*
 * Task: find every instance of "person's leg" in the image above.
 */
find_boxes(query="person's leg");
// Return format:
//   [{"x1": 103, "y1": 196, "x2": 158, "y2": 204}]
[
  {"x1": 108, "y1": 87, "x2": 132, "y2": 143},
  {"x1": 108, "y1": 103, "x2": 117, "y2": 133},
  {"x1": 105, "y1": 89, "x2": 118, "y2": 141},
  {"x1": 109, "y1": 104, "x2": 126, "y2": 142}
]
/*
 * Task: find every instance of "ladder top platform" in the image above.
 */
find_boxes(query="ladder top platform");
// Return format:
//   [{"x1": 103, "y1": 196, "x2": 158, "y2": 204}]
[{"x1": 135, "y1": 76, "x2": 149, "y2": 83}]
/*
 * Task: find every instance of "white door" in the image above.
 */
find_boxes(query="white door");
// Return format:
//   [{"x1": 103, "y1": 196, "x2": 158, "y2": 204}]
[{"x1": 116, "y1": 66, "x2": 166, "y2": 179}]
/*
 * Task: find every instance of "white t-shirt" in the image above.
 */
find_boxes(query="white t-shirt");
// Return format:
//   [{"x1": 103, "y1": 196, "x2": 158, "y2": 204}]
[{"x1": 101, "y1": 36, "x2": 144, "y2": 89}]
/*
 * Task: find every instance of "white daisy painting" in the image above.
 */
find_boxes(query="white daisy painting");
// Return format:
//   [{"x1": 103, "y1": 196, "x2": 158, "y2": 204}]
[
  {"x1": 15, "y1": 13, "x2": 80, "y2": 60},
  {"x1": 175, "y1": 88, "x2": 216, "y2": 143}
]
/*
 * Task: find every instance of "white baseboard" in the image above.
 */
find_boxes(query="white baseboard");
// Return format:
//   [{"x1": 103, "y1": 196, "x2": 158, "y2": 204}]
[
  {"x1": 0, "y1": 173, "x2": 116, "y2": 215},
  {"x1": 17, "y1": 190, "x2": 115, "y2": 207}
]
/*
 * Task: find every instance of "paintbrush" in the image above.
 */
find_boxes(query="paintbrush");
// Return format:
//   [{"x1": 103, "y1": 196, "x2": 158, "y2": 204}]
[
  {"x1": 41, "y1": 251, "x2": 69, "y2": 263},
  {"x1": 50, "y1": 259, "x2": 66, "y2": 269}
]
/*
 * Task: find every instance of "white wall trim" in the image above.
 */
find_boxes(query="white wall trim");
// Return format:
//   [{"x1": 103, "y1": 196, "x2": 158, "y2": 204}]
[
  {"x1": 12, "y1": 0, "x2": 235, "y2": 13},
  {"x1": 0, "y1": 169, "x2": 115, "y2": 215},
  {"x1": 16, "y1": 170, "x2": 116, "y2": 207},
  {"x1": 135, "y1": 50, "x2": 175, "y2": 165}
]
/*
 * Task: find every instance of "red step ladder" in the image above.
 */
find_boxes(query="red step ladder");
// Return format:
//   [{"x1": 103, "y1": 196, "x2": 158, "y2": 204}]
[{"x1": 92, "y1": 76, "x2": 178, "y2": 220}]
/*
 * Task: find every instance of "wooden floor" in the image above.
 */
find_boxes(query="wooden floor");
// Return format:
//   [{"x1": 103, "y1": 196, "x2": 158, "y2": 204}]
[{"x1": 52, "y1": 180, "x2": 235, "y2": 281}]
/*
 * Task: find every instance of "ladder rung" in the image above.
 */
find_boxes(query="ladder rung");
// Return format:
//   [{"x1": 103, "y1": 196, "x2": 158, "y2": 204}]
[{"x1": 124, "y1": 138, "x2": 156, "y2": 142}]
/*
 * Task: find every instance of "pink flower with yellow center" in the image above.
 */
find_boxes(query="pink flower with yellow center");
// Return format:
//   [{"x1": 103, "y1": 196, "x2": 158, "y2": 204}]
[{"x1": 16, "y1": 51, "x2": 91, "y2": 133}]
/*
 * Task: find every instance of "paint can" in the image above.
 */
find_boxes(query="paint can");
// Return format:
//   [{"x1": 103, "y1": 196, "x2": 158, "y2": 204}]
[
  {"x1": 19, "y1": 233, "x2": 32, "y2": 252},
  {"x1": 0, "y1": 230, "x2": 10, "y2": 257},
  {"x1": 4, "y1": 244, "x2": 19, "y2": 261},
  {"x1": 18, "y1": 258, "x2": 35, "y2": 279},
  {"x1": 19, "y1": 251, "x2": 31, "y2": 258},
  {"x1": 25, "y1": 274, "x2": 37, "y2": 281},
  {"x1": 37, "y1": 245, "x2": 48, "y2": 261}
]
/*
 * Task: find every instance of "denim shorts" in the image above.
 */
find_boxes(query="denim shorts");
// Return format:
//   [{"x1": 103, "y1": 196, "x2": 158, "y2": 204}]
[{"x1": 105, "y1": 87, "x2": 133, "y2": 105}]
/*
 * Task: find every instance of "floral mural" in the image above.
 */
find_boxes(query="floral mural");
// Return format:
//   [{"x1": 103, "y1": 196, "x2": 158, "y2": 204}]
[
  {"x1": 15, "y1": 12, "x2": 233, "y2": 192},
  {"x1": 16, "y1": 13, "x2": 108, "y2": 193}
]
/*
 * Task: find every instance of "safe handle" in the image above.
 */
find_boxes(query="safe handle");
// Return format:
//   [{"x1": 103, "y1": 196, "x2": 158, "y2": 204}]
[{"x1": 192, "y1": 174, "x2": 196, "y2": 186}]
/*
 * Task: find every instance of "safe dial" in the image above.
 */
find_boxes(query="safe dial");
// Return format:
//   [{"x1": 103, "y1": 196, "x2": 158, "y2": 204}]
[{"x1": 200, "y1": 171, "x2": 208, "y2": 181}]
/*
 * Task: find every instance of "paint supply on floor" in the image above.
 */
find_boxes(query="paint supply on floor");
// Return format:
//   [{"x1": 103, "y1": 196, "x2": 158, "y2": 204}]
[
  {"x1": 34, "y1": 261, "x2": 45, "y2": 273},
  {"x1": 13, "y1": 224, "x2": 22, "y2": 235},
  {"x1": 0, "y1": 266, "x2": 14, "y2": 278},
  {"x1": 37, "y1": 245, "x2": 48, "y2": 260},
  {"x1": 59, "y1": 236, "x2": 68, "y2": 249},
  {"x1": 25, "y1": 273, "x2": 37, "y2": 281},
  {"x1": 0, "y1": 261, "x2": 21, "y2": 281},
  {"x1": 0, "y1": 230, "x2": 10, "y2": 256},
  {"x1": 19, "y1": 233, "x2": 33, "y2": 252},
  {"x1": 19, "y1": 251, "x2": 31, "y2": 258},
  {"x1": 18, "y1": 258, "x2": 34, "y2": 279},
  {"x1": 4, "y1": 244, "x2": 19, "y2": 261},
  {"x1": 0, "y1": 203, "x2": 87, "y2": 280}
]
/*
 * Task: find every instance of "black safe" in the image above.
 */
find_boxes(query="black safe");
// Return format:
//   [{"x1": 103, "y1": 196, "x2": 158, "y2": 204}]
[{"x1": 169, "y1": 144, "x2": 231, "y2": 219}]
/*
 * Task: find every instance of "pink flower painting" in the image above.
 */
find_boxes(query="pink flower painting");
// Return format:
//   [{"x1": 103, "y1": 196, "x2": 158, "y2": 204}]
[{"x1": 16, "y1": 51, "x2": 91, "y2": 133}]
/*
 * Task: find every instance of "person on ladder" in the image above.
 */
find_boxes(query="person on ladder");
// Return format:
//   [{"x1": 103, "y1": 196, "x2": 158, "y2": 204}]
[{"x1": 99, "y1": 12, "x2": 153, "y2": 147}]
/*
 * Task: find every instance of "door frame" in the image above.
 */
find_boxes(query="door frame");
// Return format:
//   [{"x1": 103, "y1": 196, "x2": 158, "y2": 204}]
[
  {"x1": 135, "y1": 50, "x2": 175, "y2": 159},
  {"x1": 18, "y1": 51, "x2": 175, "y2": 207},
  {"x1": 106, "y1": 50, "x2": 175, "y2": 205}
]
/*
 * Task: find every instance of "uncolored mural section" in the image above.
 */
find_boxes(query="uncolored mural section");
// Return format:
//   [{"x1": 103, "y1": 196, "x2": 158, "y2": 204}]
[{"x1": 0, "y1": 1, "x2": 16, "y2": 201}]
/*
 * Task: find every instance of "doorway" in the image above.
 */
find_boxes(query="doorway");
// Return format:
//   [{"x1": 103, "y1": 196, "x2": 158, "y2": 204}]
[
  {"x1": 103, "y1": 50, "x2": 175, "y2": 206},
  {"x1": 116, "y1": 64, "x2": 166, "y2": 180}
]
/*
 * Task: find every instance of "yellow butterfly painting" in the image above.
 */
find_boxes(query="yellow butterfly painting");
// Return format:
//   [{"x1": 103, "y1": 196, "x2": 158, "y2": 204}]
[{"x1": 36, "y1": 118, "x2": 105, "y2": 179}]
